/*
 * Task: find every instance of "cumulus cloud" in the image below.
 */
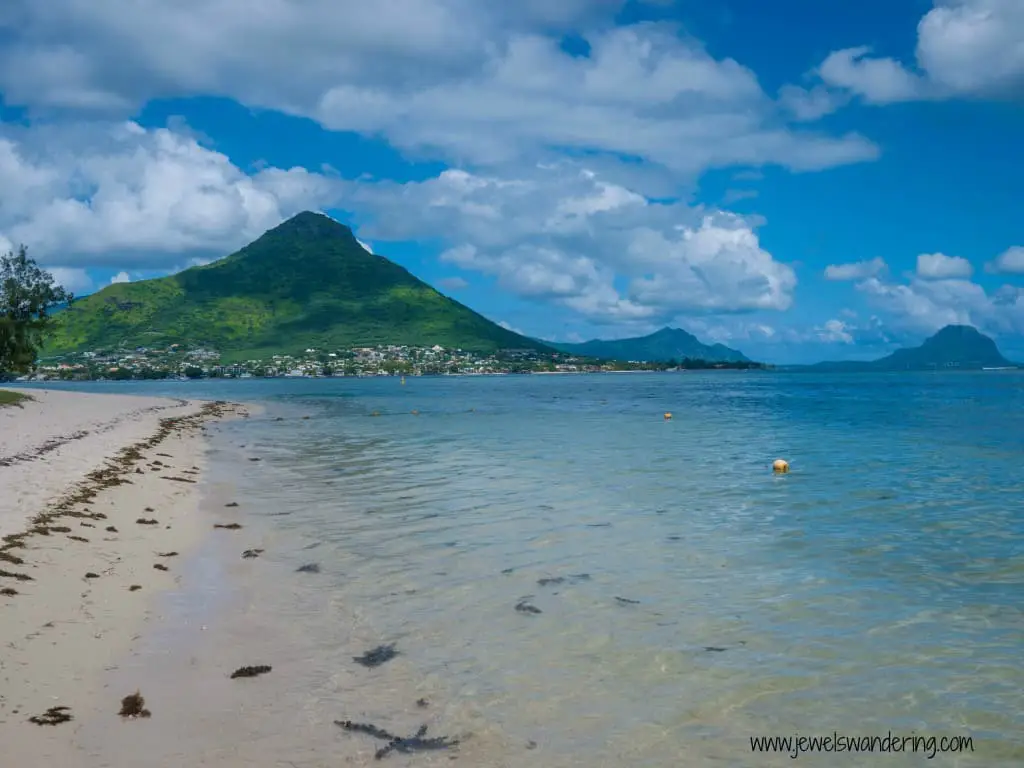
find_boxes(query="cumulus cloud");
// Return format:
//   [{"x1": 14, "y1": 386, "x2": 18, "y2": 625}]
[
  {"x1": 0, "y1": 120, "x2": 343, "y2": 269},
  {"x1": 350, "y1": 165, "x2": 796, "y2": 322},
  {"x1": 811, "y1": 0, "x2": 1024, "y2": 104},
  {"x1": 110, "y1": 271, "x2": 131, "y2": 284},
  {"x1": 916, "y1": 252, "x2": 973, "y2": 279},
  {"x1": 815, "y1": 318, "x2": 855, "y2": 344},
  {"x1": 986, "y1": 245, "x2": 1024, "y2": 274},
  {"x1": 0, "y1": 2, "x2": 877, "y2": 177},
  {"x1": 47, "y1": 267, "x2": 94, "y2": 296},
  {"x1": 823, "y1": 257, "x2": 887, "y2": 281}
]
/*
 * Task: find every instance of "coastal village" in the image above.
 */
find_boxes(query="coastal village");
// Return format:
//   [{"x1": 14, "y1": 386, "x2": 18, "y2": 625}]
[{"x1": 24, "y1": 343, "x2": 699, "y2": 381}]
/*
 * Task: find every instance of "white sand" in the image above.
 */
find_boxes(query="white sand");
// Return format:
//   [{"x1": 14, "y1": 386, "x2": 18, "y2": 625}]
[{"x1": 0, "y1": 388, "x2": 246, "y2": 764}]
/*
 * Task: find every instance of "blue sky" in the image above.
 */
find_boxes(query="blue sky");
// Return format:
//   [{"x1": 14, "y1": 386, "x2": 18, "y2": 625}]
[{"x1": 1, "y1": 0, "x2": 1022, "y2": 363}]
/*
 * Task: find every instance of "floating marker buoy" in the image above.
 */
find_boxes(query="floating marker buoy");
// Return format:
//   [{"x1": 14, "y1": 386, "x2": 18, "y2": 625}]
[
  {"x1": 411, "y1": 409, "x2": 419, "y2": 415},
  {"x1": 664, "y1": 412, "x2": 673, "y2": 420},
  {"x1": 371, "y1": 411, "x2": 380, "y2": 417},
  {"x1": 773, "y1": 459, "x2": 789, "y2": 473}
]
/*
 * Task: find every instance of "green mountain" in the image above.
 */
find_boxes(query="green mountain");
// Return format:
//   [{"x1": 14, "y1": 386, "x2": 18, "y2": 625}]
[
  {"x1": 544, "y1": 326, "x2": 750, "y2": 363},
  {"x1": 43, "y1": 211, "x2": 552, "y2": 362},
  {"x1": 803, "y1": 325, "x2": 1017, "y2": 371}
]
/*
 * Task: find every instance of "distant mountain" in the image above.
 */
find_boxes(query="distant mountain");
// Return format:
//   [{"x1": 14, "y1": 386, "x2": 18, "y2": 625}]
[
  {"x1": 43, "y1": 212, "x2": 553, "y2": 362},
  {"x1": 544, "y1": 327, "x2": 750, "y2": 363},
  {"x1": 802, "y1": 325, "x2": 1017, "y2": 371}
]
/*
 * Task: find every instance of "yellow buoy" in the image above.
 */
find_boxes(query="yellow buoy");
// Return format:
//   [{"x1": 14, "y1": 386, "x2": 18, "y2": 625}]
[
  {"x1": 664, "y1": 412, "x2": 673, "y2": 420},
  {"x1": 773, "y1": 458, "x2": 789, "y2": 473}
]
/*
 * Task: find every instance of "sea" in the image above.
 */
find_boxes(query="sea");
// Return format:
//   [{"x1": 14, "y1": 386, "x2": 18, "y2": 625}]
[{"x1": 18, "y1": 372, "x2": 1024, "y2": 766}]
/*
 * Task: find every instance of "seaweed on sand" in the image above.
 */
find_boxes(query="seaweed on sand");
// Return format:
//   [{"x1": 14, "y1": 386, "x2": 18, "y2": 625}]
[
  {"x1": 105, "y1": 526, "x2": 118, "y2": 533},
  {"x1": 335, "y1": 720, "x2": 459, "y2": 760},
  {"x1": 153, "y1": 563, "x2": 169, "y2": 572},
  {"x1": 214, "y1": 523, "x2": 243, "y2": 530},
  {"x1": 224, "y1": 502, "x2": 239, "y2": 507},
  {"x1": 354, "y1": 643, "x2": 399, "y2": 668},
  {"x1": 514, "y1": 600, "x2": 542, "y2": 615},
  {"x1": 1, "y1": 587, "x2": 18, "y2": 596},
  {"x1": 241, "y1": 549, "x2": 263, "y2": 559},
  {"x1": 29, "y1": 706, "x2": 73, "y2": 725},
  {"x1": 119, "y1": 691, "x2": 151, "y2": 718},
  {"x1": 230, "y1": 665, "x2": 272, "y2": 679},
  {"x1": 156, "y1": 551, "x2": 178, "y2": 557},
  {"x1": 129, "y1": 585, "x2": 142, "y2": 592},
  {"x1": 296, "y1": 562, "x2": 320, "y2": 573},
  {"x1": 0, "y1": 568, "x2": 33, "y2": 582},
  {"x1": 136, "y1": 518, "x2": 159, "y2": 525}
]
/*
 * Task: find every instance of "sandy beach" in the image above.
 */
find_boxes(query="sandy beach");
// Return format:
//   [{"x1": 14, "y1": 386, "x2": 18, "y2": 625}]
[{"x1": 0, "y1": 389, "x2": 245, "y2": 765}]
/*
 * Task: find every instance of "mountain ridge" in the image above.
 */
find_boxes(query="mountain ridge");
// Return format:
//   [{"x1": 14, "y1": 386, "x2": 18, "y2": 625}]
[
  {"x1": 43, "y1": 211, "x2": 553, "y2": 362},
  {"x1": 544, "y1": 326, "x2": 750, "y2": 363}
]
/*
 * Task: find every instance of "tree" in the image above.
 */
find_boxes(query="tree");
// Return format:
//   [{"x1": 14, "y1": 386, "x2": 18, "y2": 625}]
[{"x1": 0, "y1": 245, "x2": 73, "y2": 375}]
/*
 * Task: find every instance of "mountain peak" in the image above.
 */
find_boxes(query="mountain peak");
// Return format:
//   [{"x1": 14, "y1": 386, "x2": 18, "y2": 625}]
[{"x1": 269, "y1": 210, "x2": 356, "y2": 239}]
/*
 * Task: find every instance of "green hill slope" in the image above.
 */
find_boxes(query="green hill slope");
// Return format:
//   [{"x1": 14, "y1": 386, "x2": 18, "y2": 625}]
[
  {"x1": 44, "y1": 212, "x2": 552, "y2": 362},
  {"x1": 544, "y1": 326, "x2": 749, "y2": 363}
]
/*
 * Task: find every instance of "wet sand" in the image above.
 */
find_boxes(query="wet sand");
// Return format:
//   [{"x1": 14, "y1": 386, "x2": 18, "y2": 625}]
[{"x1": 0, "y1": 389, "x2": 245, "y2": 765}]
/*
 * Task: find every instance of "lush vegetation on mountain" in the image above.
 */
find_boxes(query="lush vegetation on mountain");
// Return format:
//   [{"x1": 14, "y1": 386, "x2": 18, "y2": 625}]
[
  {"x1": 801, "y1": 325, "x2": 1017, "y2": 371},
  {"x1": 545, "y1": 326, "x2": 750, "y2": 363},
  {"x1": 43, "y1": 212, "x2": 553, "y2": 363}
]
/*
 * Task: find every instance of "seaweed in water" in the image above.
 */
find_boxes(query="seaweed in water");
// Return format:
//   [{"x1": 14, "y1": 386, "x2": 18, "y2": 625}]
[
  {"x1": 129, "y1": 585, "x2": 142, "y2": 592},
  {"x1": 153, "y1": 563, "x2": 169, "y2": 572},
  {"x1": 230, "y1": 665, "x2": 272, "y2": 679},
  {"x1": 68, "y1": 535, "x2": 89, "y2": 543},
  {"x1": 515, "y1": 600, "x2": 542, "y2": 615},
  {"x1": 614, "y1": 596, "x2": 640, "y2": 605},
  {"x1": 157, "y1": 551, "x2": 178, "y2": 557},
  {"x1": 136, "y1": 518, "x2": 159, "y2": 525},
  {"x1": 704, "y1": 646, "x2": 729, "y2": 653},
  {"x1": 224, "y1": 502, "x2": 239, "y2": 507},
  {"x1": 0, "y1": 568, "x2": 34, "y2": 582},
  {"x1": 50, "y1": 526, "x2": 72, "y2": 533},
  {"x1": 29, "y1": 706, "x2": 73, "y2": 726},
  {"x1": 354, "y1": 643, "x2": 399, "y2": 668},
  {"x1": 0, "y1": 551, "x2": 24, "y2": 565},
  {"x1": 119, "y1": 691, "x2": 152, "y2": 718},
  {"x1": 84, "y1": 572, "x2": 99, "y2": 579},
  {"x1": 242, "y1": 549, "x2": 264, "y2": 559},
  {"x1": 1, "y1": 587, "x2": 18, "y2": 596},
  {"x1": 537, "y1": 577, "x2": 565, "y2": 586},
  {"x1": 214, "y1": 523, "x2": 243, "y2": 530},
  {"x1": 106, "y1": 526, "x2": 118, "y2": 533},
  {"x1": 335, "y1": 720, "x2": 459, "y2": 760},
  {"x1": 296, "y1": 562, "x2": 320, "y2": 573}
]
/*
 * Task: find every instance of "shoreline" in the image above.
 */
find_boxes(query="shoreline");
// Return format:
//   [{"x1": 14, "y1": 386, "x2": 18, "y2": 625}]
[{"x1": 0, "y1": 389, "x2": 246, "y2": 764}]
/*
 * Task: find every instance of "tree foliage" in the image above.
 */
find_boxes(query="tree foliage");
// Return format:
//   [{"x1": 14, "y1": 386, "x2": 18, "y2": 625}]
[{"x1": 0, "y1": 245, "x2": 73, "y2": 374}]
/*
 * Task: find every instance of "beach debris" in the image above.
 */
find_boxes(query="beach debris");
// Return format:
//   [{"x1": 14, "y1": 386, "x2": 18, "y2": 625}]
[
  {"x1": 354, "y1": 643, "x2": 399, "y2": 668},
  {"x1": 145, "y1": 507, "x2": 155, "y2": 512},
  {"x1": 773, "y1": 458, "x2": 790, "y2": 474},
  {"x1": 29, "y1": 705, "x2": 73, "y2": 725},
  {"x1": 50, "y1": 526, "x2": 71, "y2": 533},
  {"x1": 241, "y1": 549, "x2": 264, "y2": 559},
  {"x1": 68, "y1": 535, "x2": 89, "y2": 542},
  {"x1": 80, "y1": 522, "x2": 94, "y2": 527},
  {"x1": 0, "y1": 551, "x2": 24, "y2": 565},
  {"x1": 136, "y1": 518, "x2": 159, "y2": 525},
  {"x1": 119, "y1": 691, "x2": 152, "y2": 719},
  {"x1": 248, "y1": 457, "x2": 261, "y2": 462},
  {"x1": 537, "y1": 577, "x2": 565, "y2": 586},
  {"x1": 224, "y1": 502, "x2": 239, "y2": 507},
  {"x1": 335, "y1": 720, "x2": 459, "y2": 760},
  {"x1": 129, "y1": 585, "x2": 142, "y2": 591},
  {"x1": 296, "y1": 563, "x2": 320, "y2": 573},
  {"x1": 704, "y1": 646, "x2": 729, "y2": 653},
  {"x1": 614, "y1": 596, "x2": 640, "y2": 605},
  {"x1": 515, "y1": 600, "x2": 542, "y2": 615},
  {"x1": 153, "y1": 563, "x2": 169, "y2": 572},
  {"x1": 163, "y1": 475, "x2": 196, "y2": 483},
  {"x1": 230, "y1": 665, "x2": 272, "y2": 679},
  {"x1": 1, "y1": 587, "x2": 18, "y2": 596},
  {"x1": 84, "y1": 572, "x2": 99, "y2": 579},
  {"x1": 214, "y1": 523, "x2": 243, "y2": 530},
  {"x1": 416, "y1": 698, "x2": 429, "y2": 708},
  {"x1": 664, "y1": 412, "x2": 672, "y2": 420},
  {"x1": 0, "y1": 568, "x2": 33, "y2": 581},
  {"x1": 156, "y1": 453, "x2": 171, "y2": 458},
  {"x1": 156, "y1": 551, "x2": 178, "y2": 558},
  {"x1": 105, "y1": 526, "x2": 118, "y2": 533}
]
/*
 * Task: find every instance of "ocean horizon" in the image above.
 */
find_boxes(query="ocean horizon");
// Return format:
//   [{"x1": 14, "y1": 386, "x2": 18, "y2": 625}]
[{"x1": 15, "y1": 371, "x2": 1024, "y2": 765}]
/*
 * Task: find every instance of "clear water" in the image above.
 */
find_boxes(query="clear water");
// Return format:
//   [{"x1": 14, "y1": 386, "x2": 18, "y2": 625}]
[{"x1": 26, "y1": 373, "x2": 1024, "y2": 765}]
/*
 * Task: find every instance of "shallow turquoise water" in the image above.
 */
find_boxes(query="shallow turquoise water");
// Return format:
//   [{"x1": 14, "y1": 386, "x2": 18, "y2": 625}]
[{"x1": 25, "y1": 372, "x2": 1024, "y2": 764}]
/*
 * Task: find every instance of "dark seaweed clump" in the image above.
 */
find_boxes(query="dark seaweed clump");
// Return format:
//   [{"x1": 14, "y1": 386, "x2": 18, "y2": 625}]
[
  {"x1": 230, "y1": 665, "x2": 272, "y2": 679},
  {"x1": 1, "y1": 587, "x2": 18, "y2": 596},
  {"x1": 354, "y1": 644, "x2": 399, "y2": 668},
  {"x1": 68, "y1": 535, "x2": 89, "y2": 543},
  {"x1": 515, "y1": 600, "x2": 542, "y2": 615},
  {"x1": 106, "y1": 526, "x2": 118, "y2": 533},
  {"x1": 242, "y1": 549, "x2": 264, "y2": 559},
  {"x1": 129, "y1": 585, "x2": 142, "y2": 592},
  {"x1": 29, "y1": 706, "x2": 73, "y2": 725},
  {"x1": 214, "y1": 523, "x2": 243, "y2": 530},
  {"x1": 224, "y1": 502, "x2": 239, "y2": 507},
  {"x1": 84, "y1": 572, "x2": 99, "y2": 579},
  {"x1": 296, "y1": 562, "x2": 320, "y2": 573},
  {"x1": 335, "y1": 720, "x2": 459, "y2": 760},
  {"x1": 153, "y1": 563, "x2": 169, "y2": 572},
  {"x1": 614, "y1": 596, "x2": 640, "y2": 605},
  {"x1": 157, "y1": 551, "x2": 178, "y2": 558},
  {"x1": 136, "y1": 518, "x2": 159, "y2": 525},
  {"x1": 119, "y1": 691, "x2": 152, "y2": 718}
]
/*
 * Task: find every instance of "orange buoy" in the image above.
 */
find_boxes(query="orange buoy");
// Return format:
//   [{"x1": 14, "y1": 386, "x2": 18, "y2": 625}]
[
  {"x1": 773, "y1": 458, "x2": 789, "y2": 473},
  {"x1": 664, "y1": 412, "x2": 673, "y2": 420}
]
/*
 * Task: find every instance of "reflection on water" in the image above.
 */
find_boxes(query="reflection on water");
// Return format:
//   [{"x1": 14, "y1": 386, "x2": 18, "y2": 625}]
[{"x1": 56, "y1": 373, "x2": 1024, "y2": 765}]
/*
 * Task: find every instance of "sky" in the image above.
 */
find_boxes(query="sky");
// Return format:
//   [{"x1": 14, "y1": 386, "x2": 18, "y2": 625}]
[{"x1": 0, "y1": 0, "x2": 1022, "y2": 363}]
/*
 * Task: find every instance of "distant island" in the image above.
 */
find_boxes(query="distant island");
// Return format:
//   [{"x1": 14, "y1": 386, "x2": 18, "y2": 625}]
[
  {"x1": 543, "y1": 326, "x2": 750, "y2": 364},
  {"x1": 792, "y1": 325, "x2": 1019, "y2": 372}
]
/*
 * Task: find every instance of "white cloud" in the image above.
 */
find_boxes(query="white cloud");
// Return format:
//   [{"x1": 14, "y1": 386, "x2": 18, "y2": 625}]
[
  {"x1": 47, "y1": 267, "x2": 94, "y2": 295},
  {"x1": 812, "y1": 0, "x2": 1024, "y2": 104},
  {"x1": 823, "y1": 257, "x2": 887, "y2": 281},
  {"x1": 0, "y1": 120, "x2": 343, "y2": 269},
  {"x1": 110, "y1": 271, "x2": 131, "y2": 284},
  {"x1": 356, "y1": 239, "x2": 374, "y2": 254},
  {"x1": 777, "y1": 84, "x2": 850, "y2": 121},
  {"x1": 986, "y1": 245, "x2": 1024, "y2": 274},
  {"x1": 0, "y1": 3, "x2": 878, "y2": 177},
  {"x1": 916, "y1": 252, "x2": 973, "y2": 279},
  {"x1": 498, "y1": 320, "x2": 525, "y2": 335},
  {"x1": 351, "y1": 165, "x2": 797, "y2": 323},
  {"x1": 815, "y1": 318, "x2": 854, "y2": 344},
  {"x1": 436, "y1": 276, "x2": 469, "y2": 291}
]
